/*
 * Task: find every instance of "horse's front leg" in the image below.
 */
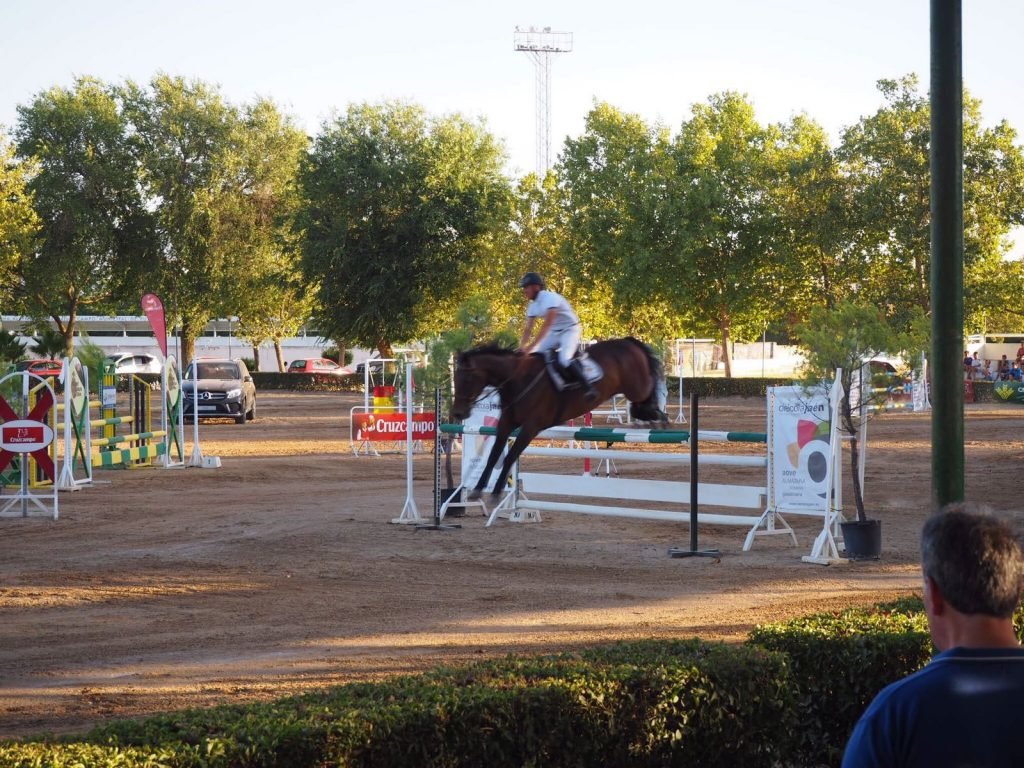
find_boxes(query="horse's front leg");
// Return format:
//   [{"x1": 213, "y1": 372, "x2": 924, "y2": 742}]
[
  {"x1": 491, "y1": 426, "x2": 541, "y2": 498},
  {"x1": 467, "y1": 421, "x2": 514, "y2": 501}
]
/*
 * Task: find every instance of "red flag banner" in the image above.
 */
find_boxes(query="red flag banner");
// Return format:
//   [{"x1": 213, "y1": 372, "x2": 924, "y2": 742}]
[{"x1": 141, "y1": 293, "x2": 167, "y2": 357}]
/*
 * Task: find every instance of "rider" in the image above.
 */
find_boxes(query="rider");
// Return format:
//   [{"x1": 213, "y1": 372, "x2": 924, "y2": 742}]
[{"x1": 517, "y1": 272, "x2": 598, "y2": 401}]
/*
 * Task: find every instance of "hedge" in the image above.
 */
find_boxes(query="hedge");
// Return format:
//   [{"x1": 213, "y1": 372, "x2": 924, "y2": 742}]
[
  {"x1": 245, "y1": 372, "x2": 796, "y2": 398},
  {"x1": 6, "y1": 599, "x2": 1022, "y2": 767},
  {"x1": 747, "y1": 596, "x2": 1024, "y2": 767},
  {"x1": 0, "y1": 640, "x2": 793, "y2": 768}
]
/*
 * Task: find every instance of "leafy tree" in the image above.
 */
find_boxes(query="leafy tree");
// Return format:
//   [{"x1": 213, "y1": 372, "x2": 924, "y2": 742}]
[
  {"x1": 838, "y1": 75, "x2": 1024, "y2": 330},
  {"x1": 120, "y1": 74, "x2": 244, "y2": 365},
  {"x1": 12, "y1": 77, "x2": 155, "y2": 355},
  {"x1": 298, "y1": 101, "x2": 510, "y2": 356},
  {"x1": 221, "y1": 99, "x2": 310, "y2": 371},
  {"x1": 559, "y1": 103, "x2": 684, "y2": 342},
  {"x1": 29, "y1": 325, "x2": 66, "y2": 358},
  {"x1": 0, "y1": 134, "x2": 39, "y2": 310},
  {"x1": 658, "y1": 92, "x2": 786, "y2": 375},
  {"x1": 796, "y1": 300, "x2": 902, "y2": 523},
  {"x1": 770, "y1": 115, "x2": 865, "y2": 318},
  {"x1": 0, "y1": 329, "x2": 27, "y2": 365}
]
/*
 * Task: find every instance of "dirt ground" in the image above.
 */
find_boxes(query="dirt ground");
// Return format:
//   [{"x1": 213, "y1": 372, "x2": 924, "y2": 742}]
[{"x1": 1, "y1": 391, "x2": 1022, "y2": 740}]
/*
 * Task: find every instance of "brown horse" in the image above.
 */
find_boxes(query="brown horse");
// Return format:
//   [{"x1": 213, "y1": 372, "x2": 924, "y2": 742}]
[{"x1": 450, "y1": 337, "x2": 669, "y2": 500}]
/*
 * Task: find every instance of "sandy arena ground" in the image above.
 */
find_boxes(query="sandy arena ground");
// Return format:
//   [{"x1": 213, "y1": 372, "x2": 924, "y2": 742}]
[{"x1": 1, "y1": 391, "x2": 1022, "y2": 739}]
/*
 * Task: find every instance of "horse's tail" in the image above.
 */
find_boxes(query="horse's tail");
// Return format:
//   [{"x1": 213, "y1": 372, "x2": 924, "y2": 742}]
[{"x1": 626, "y1": 337, "x2": 669, "y2": 424}]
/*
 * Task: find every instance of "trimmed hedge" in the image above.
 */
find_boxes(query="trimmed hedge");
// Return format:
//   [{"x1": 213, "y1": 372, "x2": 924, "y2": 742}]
[
  {"x1": 0, "y1": 640, "x2": 793, "y2": 768},
  {"x1": 748, "y1": 596, "x2": 1024, "y2": 767},
  {"x1": 252, "y1": 372, "x2": 363, "y2": 392},
  {"x1": 6, "y1": 599, "x2": 1022, "y2": 767},
  {"x1": 246, "y1": 372, "x2": 796, "y2": 398}
]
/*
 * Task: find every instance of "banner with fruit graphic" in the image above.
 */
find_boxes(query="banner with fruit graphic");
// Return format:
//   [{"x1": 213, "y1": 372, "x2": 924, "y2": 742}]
[
  {"x1": 767, "y1": 384, "x2": 833, "y2": 514},
  {"x1": 460, "y1": 387, "x2": 507, "y2": 491}
]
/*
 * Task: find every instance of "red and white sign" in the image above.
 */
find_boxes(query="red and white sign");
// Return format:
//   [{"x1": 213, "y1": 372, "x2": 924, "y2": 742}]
[
  {"x1": 352, "y1": 413, "x2": 436, "y2": 441},
  {"x1": 141, "y1": 293, "x2": 167, "y2": 357},
  {"x1": 1, "y1": 420, "x2": 53, "y2": 453}
]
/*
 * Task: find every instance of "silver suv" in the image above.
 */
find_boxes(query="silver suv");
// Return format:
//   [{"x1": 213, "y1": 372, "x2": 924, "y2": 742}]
[{"x1": 183, "y1": 358, "x2": 256, "y2": 424}]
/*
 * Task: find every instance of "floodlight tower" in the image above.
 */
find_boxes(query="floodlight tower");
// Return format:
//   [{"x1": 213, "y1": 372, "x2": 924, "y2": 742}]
[{"x1": 514, "y1": 26, "x2": 573, "y2": 175}]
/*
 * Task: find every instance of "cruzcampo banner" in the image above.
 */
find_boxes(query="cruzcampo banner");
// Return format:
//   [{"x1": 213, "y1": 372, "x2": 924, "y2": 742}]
[
  {"x1": 992, "y1": 380, "x2": 1024, "y2": 404},
  {"x1": 767, "y1": 384, "x2": 832, "y2": 514}
]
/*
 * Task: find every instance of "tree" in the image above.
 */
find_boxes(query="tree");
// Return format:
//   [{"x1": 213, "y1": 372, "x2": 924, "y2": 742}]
[
  {"x1": 796, "y1": 300, "x2": 902, "y2": 523},
  {"x1": 0, "y1": 134, "x2": 39, "y2": 310},
  {"x1": 770, "y1": 115, "x2": 866, "y2": 318},
  {"x1": 13, "y1": 77, "x2": 156, "y2": 355},
  {"x1": 220, "y1": 99, "x2": 310, "y2": 371},
  {"x1": 298, "y1": 101, "x2": 511, "y2": 356},
  {"x1": 659, "y1": 92, "x2": 786, "y2": 375},
  {"x1": 120, "y1": 74, "x2": 244, "y2": 365},
  {"x1": 559, "y1": 103, "x2": 684, "y2": 342},
  {"x1": 838, "y1": 75, "x2": 1024, "y2": 330}
]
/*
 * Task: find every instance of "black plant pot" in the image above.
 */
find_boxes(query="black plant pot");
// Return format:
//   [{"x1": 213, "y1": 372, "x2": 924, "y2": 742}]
[{"x1": 841, "y1": 519, "x2": 882, "y2": 560}]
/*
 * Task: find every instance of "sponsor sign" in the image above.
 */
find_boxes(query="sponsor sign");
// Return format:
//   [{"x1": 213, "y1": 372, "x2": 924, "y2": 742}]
[
  {"x1": 460, "y1": 387, "x2": 507, "y2": 491},
  {"x1": 993, "y1": 380, "x2": 1024, "y2": 403},
  {"x1": 0, "y1": 420, "x2": 54, "y2": 453},
  {"x1": 141, "y1": 293, "x2": 167, "y2": 357},
  {"x1": 352, "y1": 413, "x2": 437, "y2": 441},
  {"x1": 767, "y1": 385, "x2": 832, "y2": 513}
]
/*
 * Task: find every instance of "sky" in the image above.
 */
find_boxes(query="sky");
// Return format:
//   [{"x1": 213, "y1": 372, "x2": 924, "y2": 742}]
[{"x1": 1, "y1": 0, "x2": 1022, "y2": 177}]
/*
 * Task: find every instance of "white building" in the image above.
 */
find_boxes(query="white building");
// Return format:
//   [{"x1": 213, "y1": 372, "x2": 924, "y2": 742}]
[{"x1": 1, "y1": 315, "x2": 338, "y2": 371}]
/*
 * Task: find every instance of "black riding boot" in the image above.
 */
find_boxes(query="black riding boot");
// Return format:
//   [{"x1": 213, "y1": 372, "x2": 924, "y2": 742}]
[{"x1": 568, "y1": 359, "x2": 598, "y2": 402}]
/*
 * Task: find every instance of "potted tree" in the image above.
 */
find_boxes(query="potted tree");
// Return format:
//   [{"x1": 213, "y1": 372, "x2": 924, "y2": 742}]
[{"x1": 796, "y1": 300, "x2": 906, "y2": 560}]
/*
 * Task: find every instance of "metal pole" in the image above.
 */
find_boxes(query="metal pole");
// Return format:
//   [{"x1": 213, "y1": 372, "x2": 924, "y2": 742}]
[
  {"x1": 669, "y1": 391, "x2": 720, "y2": 559},
  {"x1": 930, "y1": 0, "x2": 965, "y2": 505}
]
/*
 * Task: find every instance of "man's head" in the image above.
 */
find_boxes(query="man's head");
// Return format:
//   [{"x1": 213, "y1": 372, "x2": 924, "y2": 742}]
[
  {"x1": 519, "y1": 272, "x2": 545, "y2": 300},
  {"x1": 922, "y1": 505, "x2": 1023, "y2": 619}
]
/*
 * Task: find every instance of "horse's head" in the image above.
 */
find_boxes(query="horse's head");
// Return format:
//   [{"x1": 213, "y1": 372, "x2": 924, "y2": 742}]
[
  {"x1": 450, "y1": 353, "x2": 484, "y2": 421},
  {"x1": 449, "y1": 344, "x2": 518, "y2": 421}
]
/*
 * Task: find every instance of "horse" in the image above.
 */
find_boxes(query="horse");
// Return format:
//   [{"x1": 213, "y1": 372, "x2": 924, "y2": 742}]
[{"x1": 450, "y1": 337, "x2": 669, "y2": 500}]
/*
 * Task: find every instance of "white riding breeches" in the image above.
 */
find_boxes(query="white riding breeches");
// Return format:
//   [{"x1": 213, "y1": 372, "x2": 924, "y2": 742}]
[{"x1": 535, "y1": 325, "x2": 581, "y2": 367}]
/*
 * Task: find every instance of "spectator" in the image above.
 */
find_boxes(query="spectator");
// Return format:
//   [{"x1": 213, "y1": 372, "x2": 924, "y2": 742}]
[
  {"x1": 963, "y1": 351, "x2": 974, "y2": 380},
  {"x1": 1016, "y1": 342, "x2": 1024, "y2": 364},
  {"x1": 971, "y1": 352, "x2": 984, "y2": 380},
  {"x1": 1012, "y1": 361, "x2": 1023, "y2": 382},
  {"x1": 999, "y1": 354, "x2": 1011, "y2": 381},
  {"x1": 842, "y1": 505, "x2": 1024, "y2": 767}
]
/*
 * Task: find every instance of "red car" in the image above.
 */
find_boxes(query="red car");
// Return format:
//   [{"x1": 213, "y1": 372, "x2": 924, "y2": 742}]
[
  {"x1": 14, "y1": 359, "x2": 63, "y2": 378},
  {"x1": 287, "y1": 358, "x2": 352, "y2": 375}
]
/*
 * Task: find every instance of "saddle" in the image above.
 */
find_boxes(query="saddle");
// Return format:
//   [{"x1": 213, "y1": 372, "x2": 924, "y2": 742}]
[{"x1": 542, "y1": 349, "x2": 603, "y2": 393}]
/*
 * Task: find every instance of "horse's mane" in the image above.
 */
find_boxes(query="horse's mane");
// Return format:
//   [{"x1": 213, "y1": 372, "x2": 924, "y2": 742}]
[{"x1": 460, "y1": 342, "x2": 518, "y2": 360}]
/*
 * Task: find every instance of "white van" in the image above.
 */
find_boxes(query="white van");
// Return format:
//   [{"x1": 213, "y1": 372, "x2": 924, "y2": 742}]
[{"x1": 965, "y1": 333, "x2": 1024, "y2": 366}]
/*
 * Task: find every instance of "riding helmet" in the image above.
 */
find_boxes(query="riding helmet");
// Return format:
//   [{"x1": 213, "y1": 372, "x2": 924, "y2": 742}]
[{"x1": 519, "y1": 272, "x2": 545, "y2": 290}]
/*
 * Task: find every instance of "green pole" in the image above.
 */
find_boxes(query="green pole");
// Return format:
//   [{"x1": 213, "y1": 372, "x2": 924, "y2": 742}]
[{"x1": 930, "y1": 0, "x2": 965, "y2": 505}]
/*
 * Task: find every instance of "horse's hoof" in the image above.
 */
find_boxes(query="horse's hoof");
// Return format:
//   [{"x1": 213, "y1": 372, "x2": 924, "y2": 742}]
[{"x1": 467, "y1": 489, "x2": 482, "y2": 501}]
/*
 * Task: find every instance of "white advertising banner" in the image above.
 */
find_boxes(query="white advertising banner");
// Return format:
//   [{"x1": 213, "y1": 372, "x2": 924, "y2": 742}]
[
  {"x1": 460, "y1": 387, "x2": 507, "y2": 491},
  {"x1": 767, "y1": 384, "x2": 832, "y2": 514}
]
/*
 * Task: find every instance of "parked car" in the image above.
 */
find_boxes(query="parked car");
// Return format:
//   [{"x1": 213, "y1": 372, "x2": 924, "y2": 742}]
[
  {"x1": 287, "y1": 358, "x2": 352, "y2": 375},
  {"x1": 105, "y1": 352, "x2": 162, "y2": 375},
  {"x1": 14, "y1": 359, "x2": 63, "y2": 378},
  {"x1": 182, "y1": 358, "x2": 256, "y2": 424}
]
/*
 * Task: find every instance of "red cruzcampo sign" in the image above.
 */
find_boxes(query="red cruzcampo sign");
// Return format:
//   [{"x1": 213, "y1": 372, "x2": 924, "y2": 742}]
[
  {"x1": 1, "y1": 422, "x2": 49, "y2": 450},
  {"x1": 352, "y1": 413, "x2": 436, "y2": 441}
]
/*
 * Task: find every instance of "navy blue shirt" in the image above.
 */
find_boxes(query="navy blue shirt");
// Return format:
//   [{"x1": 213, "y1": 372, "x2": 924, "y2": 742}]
[{"x1": 842, "y1": 647, "x2": 1024, "y2": 767}]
